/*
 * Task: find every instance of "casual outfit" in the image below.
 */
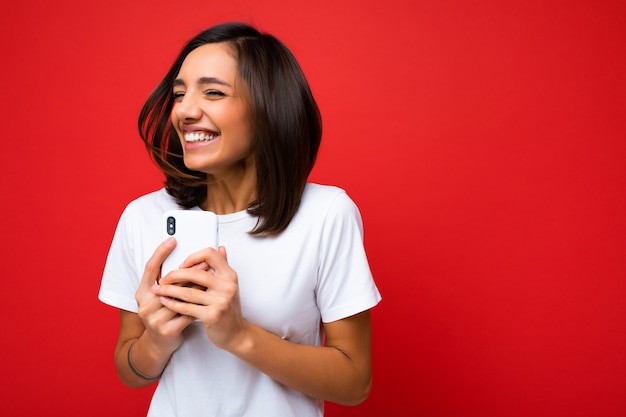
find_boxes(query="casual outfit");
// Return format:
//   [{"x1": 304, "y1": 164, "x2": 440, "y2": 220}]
[{"x1": 99, "y1": 183, "x2": 381, "y2": 417}]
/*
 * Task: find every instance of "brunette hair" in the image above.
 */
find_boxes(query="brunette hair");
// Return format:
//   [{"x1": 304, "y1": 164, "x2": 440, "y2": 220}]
[{"x1": 138, "y1": 22, "x2": 322, "y2": 235}]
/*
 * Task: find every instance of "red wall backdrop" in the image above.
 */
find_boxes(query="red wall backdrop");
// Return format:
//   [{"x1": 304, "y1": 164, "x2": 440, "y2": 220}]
[{"x1": 1, "y1": 1, "x2": 624, "y2": 416}]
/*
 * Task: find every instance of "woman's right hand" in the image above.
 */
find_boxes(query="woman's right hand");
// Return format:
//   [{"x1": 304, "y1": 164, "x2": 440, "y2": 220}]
[
  {"x1": 135, "y1": 237, "x2": 196, "y2": 355},
  {"x1": 116, "y1": 237, "x2": 207, "y2": 387}
]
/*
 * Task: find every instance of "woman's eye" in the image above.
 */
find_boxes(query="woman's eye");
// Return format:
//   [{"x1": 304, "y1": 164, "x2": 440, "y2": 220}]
[
  {"x1": 173, "y1": 91, "x2": 185, "y2": 100},
  {"x1": 205, "y1": 90, "x2": 226, "y2": 98}
]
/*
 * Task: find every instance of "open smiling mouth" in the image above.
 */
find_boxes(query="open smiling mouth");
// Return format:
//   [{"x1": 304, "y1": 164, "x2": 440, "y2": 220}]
[{"x1": 184, "y1": 132, "x2": 218, "y2": 143}]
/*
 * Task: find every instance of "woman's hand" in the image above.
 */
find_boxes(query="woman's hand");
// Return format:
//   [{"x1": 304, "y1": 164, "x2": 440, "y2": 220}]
[
  {"x1": 135, "y1": 237, "x2": 198, "y2": 355},
  {"x1": 148, "y1": 245, "x2": 373, "y2": 405},
  {"x1": 151, "y1": 246, "x2": 248, "y2": 351},
  {"x1": 116, "y1": 237, "x2": 205, "y2": 387}
]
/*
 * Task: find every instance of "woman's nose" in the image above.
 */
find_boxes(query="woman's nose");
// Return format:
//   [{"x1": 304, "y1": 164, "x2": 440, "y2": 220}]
[{"x1": 173, "y1": 94, "x2": 202, "y2": 121}]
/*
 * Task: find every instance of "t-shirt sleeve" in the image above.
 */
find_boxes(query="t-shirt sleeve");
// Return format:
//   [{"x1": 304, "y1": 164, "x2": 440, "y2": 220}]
[
  {"x1": 98, "y1": 208, "x2": 142, "y2": 313},
  {"x1": 316, "y1": 191, "x2": 381, "y2": 323}
]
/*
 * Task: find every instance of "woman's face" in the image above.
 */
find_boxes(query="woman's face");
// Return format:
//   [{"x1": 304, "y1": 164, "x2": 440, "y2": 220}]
[{"x1": 171, "y1": 42, "x2": 254, "y2": 177}]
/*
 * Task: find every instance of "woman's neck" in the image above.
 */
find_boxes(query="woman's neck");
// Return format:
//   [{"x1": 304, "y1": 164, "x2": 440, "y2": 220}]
[{"x1": 202, "y1": 162, "x2": 257, "y2": 214}]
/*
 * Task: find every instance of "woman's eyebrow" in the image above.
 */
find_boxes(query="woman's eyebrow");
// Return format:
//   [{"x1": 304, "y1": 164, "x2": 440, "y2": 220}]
[
  {"x1": 173, "y1": 77, "x2": 231, "y2": 87},
  {"x1": 198, "y1": 76, "x2": 231, "y2": 87}
]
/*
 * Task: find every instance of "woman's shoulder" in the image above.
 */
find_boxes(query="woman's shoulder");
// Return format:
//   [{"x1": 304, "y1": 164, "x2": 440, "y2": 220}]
[
  {"x1": 302, "y1": 182, "x2": 346, "y2": 201},
  {"x1": 300, "y1": 182, "x2": 360, "y2": 217},
  {"x1": 122, "y1": 188, "x2": 180, "y2": 217}
]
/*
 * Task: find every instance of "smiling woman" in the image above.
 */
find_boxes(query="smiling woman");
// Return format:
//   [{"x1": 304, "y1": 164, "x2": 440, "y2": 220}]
[
  {"x1": 171, "y1": 43, "x2": 255, "y2": 199},
  {"x1": 98, "y1": 22, "x2": 381, "y2": 417},
  {"x1": 139, "y1": 23, "x2": 323, "y2": 234}
]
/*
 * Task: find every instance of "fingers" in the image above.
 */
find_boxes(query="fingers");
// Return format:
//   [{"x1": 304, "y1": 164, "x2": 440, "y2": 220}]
[
  {"x1": 139, "y1": 300, "x2": 179, "y2": 326},
  {"x1": 218, "y1": 246, "x2": 228, "y2": 262},
  {"x1": 159, "y1": 246, "x2": 234, "y2": 289},
  {"x1": 149, "y1": 308, "x2": 196, "y2": 333},
  {"x1": 179, "y1": 246, "x2": 229, "y2": 274},
  {"x1": 138, "y1": 304, "x2": 195, "y2": 354},
  {"x1": 152, "y1": 263, "x2": 238, "y2": 325},
  {"x1": 135, "y1": 237, "x2": 179, "y2": 326},
  {"x1": 158, "y1": 295, "x2": 203, "y2": 318},
  {"x1": 156, "y1": 287, "x2": 235, "y2": 325},
  {"x1": 152, "y1": 245, "x2": 244, "y2": 349},
  {"x1": 139, "y1": 237, "x2": 177, "y2": 289},
  {"x1": 153, "y1": 276, "x2": 236, "y2": 306},
  {"x1": 191, "y1": 261, "x2": 210, "y2": 271}
]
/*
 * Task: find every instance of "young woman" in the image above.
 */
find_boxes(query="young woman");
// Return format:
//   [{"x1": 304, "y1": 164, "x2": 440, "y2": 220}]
[{"x1": 99, "y1": 22, "x2": 381, "y2": 416}]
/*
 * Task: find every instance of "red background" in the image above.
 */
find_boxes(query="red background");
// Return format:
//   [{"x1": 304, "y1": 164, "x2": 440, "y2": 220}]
[{"x1": 1, "y1": 1, "x2": 625, "y2": 416}]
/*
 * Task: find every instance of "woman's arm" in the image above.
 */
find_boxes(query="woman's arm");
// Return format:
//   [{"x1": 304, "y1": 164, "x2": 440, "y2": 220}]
[
  {"x1": 114, "y1": 311, "x2": 162, "y2": 388},
  {"x1": 232, "y1": 310, "x2": 373, "y2": 405},
  {"x1": 114, "y1": 238, "x2": 196, "y2": 388},
  {"x1": 154, "y1": 246, "x2": 374, "y2": 405}
]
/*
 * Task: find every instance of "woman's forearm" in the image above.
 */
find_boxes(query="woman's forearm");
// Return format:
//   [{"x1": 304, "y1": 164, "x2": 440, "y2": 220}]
[
  {"x1": 227, "y1": 313, "x2": 373, "y2": 405},
  {"x1": 114, "y1": 333, "x2": 173, "y2": 388}
]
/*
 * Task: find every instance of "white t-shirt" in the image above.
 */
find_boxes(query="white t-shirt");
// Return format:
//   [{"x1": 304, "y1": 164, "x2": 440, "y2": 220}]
[{"x1": 99, "y1": 183, "x2": 381, "y2": 417}]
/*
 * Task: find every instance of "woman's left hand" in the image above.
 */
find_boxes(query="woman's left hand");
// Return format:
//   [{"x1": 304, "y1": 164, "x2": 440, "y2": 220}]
[{"x1": 151, "y1": 246, "x2": 247, "y2": 350}]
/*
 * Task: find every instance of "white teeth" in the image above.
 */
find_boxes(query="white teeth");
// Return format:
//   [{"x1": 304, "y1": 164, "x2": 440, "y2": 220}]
[{"x1": 184, "y1": 132, "x2": 217, "y2": 142}]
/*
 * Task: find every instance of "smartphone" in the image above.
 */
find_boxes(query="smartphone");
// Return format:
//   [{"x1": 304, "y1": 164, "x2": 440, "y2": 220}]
[{"x1": 161, "y1": 210, "x2": 219, "y2": 277}]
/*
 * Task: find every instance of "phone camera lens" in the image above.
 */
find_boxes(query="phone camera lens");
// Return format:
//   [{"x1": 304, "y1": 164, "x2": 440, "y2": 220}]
[{"x1": 167, "y1": 216, "x2": 176, "y2": 235}]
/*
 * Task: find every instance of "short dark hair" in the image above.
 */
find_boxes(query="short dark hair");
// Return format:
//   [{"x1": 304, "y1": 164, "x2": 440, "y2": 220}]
[{"x1": 138, "y1": 22, "x2": 322, "y2": 235}]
